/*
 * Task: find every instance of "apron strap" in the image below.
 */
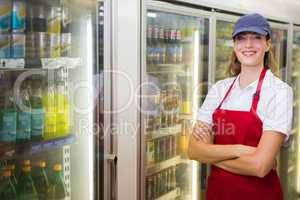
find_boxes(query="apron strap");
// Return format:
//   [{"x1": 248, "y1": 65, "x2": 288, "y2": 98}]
[
  {"x1": 217, "y1": 76, "x2": 238, "y2": 109},
  {"x1": 251, "y1": 68, "x2": 267, "y2": 112}
]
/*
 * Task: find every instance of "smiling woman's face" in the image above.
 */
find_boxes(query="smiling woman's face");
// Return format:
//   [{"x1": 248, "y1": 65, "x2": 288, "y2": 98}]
[{"x1": 233, "y1": 32, "x2": 271, "y2": 68}]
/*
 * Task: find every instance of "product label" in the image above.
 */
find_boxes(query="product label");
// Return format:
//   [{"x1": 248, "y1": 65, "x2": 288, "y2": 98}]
[
  {"x1": 2, "y1": 112, "x2": 17, "y2": 142},
  {"x1": 31, "y1": 108, "x2": 44, "y2": 136},
  {"x1": 47, "y1": 8, "x2": 61, "y2": 34},
  {"x1": 17, "y1": 112, "x2": 31, "y2": 139}
]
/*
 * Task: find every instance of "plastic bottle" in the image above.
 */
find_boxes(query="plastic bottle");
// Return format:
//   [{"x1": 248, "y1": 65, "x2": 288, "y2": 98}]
[
  {"x1": 1, "y1": 89, "x2": 17, "y2": 145},
  {"x1": 43, "y1": 81, "x2": 57, "y2": 139},
  {"x1": 5, "y1": 164, "x2": 18, "y2": 187},
  {"x1": 33, "y1": 161, "x2": 50, "y2": 200},
  {"x1": 30, "y1": 79, "x2": 44, "y2": 141},
  {"x1": 17, "y1": 166, "x2": 38, "y2": 200},
  {"x1": 16, "y1": 89, "x2": 32, "y2": 143},
  {"x1": 55, "y1": 81, "x2": 70, "y2": 137},
  {"x1": 0, "y1": 170, "x2": 17, "y2": 199},
  {"x1": 49, "y1": 164, "x2": 67, "y2": 200}
]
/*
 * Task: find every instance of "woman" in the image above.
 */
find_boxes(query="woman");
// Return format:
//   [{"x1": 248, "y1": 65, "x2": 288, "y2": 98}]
[{"x1": 188, "y1": 13, "x2": 293, "y2": 200}]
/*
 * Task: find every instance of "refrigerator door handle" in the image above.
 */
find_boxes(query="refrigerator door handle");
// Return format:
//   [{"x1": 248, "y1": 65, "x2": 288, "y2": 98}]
[{"x1": 106, "y1": 153, "x2": 118, "y2": 164}]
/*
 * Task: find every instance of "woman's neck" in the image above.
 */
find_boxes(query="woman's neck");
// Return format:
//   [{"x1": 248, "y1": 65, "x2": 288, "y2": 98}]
[{"x1": 239, "y1": 64, "x2": 264, "y2": 90}]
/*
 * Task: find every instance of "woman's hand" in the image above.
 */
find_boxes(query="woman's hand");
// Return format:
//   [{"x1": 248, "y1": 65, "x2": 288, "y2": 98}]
[{"x1": 192, "y1": 121, "x2": 213, "y2": 144}]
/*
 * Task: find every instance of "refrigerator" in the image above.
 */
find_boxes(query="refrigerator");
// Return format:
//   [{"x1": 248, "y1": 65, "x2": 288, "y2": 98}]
[
  {"x1": 141, "y1": 3, "x2": 210, "y2": 200},
  {"x1": 0, "y1": 0, "x2": 106, "y2": 199},
  {"x1": 286, "y1": 26, "x2": 300, "y2": 199}
]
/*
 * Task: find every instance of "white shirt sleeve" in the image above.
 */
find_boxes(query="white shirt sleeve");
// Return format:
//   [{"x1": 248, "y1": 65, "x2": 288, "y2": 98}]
[
  {"x1": 196, "y1": 82, "x2": 222, "y2": 127},
  {"x1": 262, "y1": 84, "x2": 293, "y2": 142}
]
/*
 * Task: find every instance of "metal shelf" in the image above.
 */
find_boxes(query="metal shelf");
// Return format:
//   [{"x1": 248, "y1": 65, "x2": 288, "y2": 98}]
[
  {"x1": 0, "y1": 57, "x2": 82, "y2": 70},
  {"x1": 0, "y1": 134, "x2": 76, "y2": 160},
  {"x1": 147, "y1": 124, "x2": 182, "y2": 140},
  {"x1": 155, "y1": 187, "x2": 180, "y2": 200},
  {"x1": 147, "y1": 155, "x2": 181, "y2": 175}
]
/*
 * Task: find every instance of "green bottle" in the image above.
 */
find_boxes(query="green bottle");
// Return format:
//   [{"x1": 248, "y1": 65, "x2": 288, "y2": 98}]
[
  {"x1": 16, "y1": 89, "x2": 32, "y2": 143},
  {"x1": 17, "y1": 166, "x2": 38, "y2": 200},
  {"x1": 1, "y1": 90, "x2": 17, "y2": 145},
  {"x1": 0, "y1": 170, "x2": 17, "y2": 199},
  {"x1": 30, "y1": 82, "x2": 44, "y2": 142},
  {"x1": 5, "y1": 164, "x2": 18, "y2": 187},
  {"x1": 33, "y1": 161, "x2": 50, "y2": 200},
  {"x1": 49, "y1": 164, "x2": 67, "y2": 200}
]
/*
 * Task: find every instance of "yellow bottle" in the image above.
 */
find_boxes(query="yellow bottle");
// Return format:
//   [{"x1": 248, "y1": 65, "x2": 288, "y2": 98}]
[
  {"x1": 55, "y1": 86, "x2": 69, "y2": 137},
  {"x1": 43, "y1": 84, "x2": 57, "y2": 139}
]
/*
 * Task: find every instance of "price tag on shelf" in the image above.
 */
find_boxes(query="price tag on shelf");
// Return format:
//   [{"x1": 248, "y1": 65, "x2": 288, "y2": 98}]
[{"x1": 0, "y1": 59, "x2": 25, "y2": 69}]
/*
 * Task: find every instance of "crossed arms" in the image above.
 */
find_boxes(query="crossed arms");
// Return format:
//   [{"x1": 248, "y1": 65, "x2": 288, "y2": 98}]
[{"x1": 188, "y1": 121, "x2": 285, "y2": 178}]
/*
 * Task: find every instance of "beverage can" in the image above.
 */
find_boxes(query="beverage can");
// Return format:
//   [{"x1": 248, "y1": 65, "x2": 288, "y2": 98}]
[
  {"x1": 61, "y1": 32, "x2": 71, "y2": 57},
  {"x1": 46, "y1": 7, "x2": 61, "y2": 34},
  {"x1": 159, "y1": 137, "x2": 166, "y2": 161},
  {"x1": 146, "y1": 176, "x2": 153, "y2": 200},
  {"x1": 0, "y1": 34, "x2": 10, "y2": 58},
  {"x1": 0, "y1": 0, "x2": 12, "y2": 32},
  {"x1": 11, "y1": 33, "x2": 25, "y2": 58},
  {"x1": 154, "y1": 139, "x2": 160, "y2": 163},
  {"x1": 153, "y1": 175, "x2": 157, "y2": 198},
  {"x1": 147, "y1": 140, "x2": 155, "y2": 166},
  {"x1": 46, "y1": 33, "x2": 60, "y2": 58},
  {"x1": 12, "y1": 0, "x2": 26, "y2": 33}
]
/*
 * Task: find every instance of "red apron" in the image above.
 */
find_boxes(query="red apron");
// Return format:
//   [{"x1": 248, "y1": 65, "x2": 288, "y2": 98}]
[{"x1": 206, "y1": 68, "x2": 283, "y2": 200}]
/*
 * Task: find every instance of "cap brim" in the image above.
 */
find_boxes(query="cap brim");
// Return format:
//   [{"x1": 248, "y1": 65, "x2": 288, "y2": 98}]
[{"x1": 232, "y1": 26, "x2": 269, "y2": 38}]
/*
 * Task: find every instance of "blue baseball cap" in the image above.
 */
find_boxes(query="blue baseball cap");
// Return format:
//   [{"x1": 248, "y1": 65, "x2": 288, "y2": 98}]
[{"x1": 232, "y1": 13, "x2": 271, "y2": 38}]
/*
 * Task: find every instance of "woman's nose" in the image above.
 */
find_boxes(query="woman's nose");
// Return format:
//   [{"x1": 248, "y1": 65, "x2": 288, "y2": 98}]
[{"x1": 245, "y1": 37, "x2": 253, "y2": 47}]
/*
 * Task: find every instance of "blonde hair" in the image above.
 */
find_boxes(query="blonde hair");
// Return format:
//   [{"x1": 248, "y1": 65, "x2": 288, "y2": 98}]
[{"x1": 226, "y1": 40, "x2": 279, "y2": 77}]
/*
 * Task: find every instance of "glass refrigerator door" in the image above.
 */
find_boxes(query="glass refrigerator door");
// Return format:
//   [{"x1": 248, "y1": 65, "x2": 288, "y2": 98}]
[
  {"x1": 286, "y1": 28, "x2": 300, "y2": 199},
  {"x1": 215, "y1": 20, "x2": 234, "y2": 81},
  {"x1": 0, "y1": 0, "x2": 104, "y2": 200},
  {"x1": 270, "y1": 27, "x2": 288, "y2": 79},
  {"x1": 143, "y1": 10, "x2": 209, "y2": 200}
]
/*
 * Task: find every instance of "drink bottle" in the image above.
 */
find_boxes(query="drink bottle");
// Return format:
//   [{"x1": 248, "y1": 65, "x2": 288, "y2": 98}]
[
  {"x1": 49, "y1": 164, "x2": 67, "y2": 200},
  {"x1": 17, "y1": 166, "x2": 38, "y2": 200},
  {"x1": 33, "y1": 161, "x2": 50, "y2": 200},
  {"x1": 0, "y1": 170, "x2": 17, "y2": 199},
  {"x1": 30, "y1": 79, "x2": 44, "y2": 141}
]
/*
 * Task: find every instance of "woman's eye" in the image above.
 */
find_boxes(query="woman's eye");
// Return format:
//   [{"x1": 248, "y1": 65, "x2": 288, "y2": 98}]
[
  {"x1": 254, "y1": 35, "x2": 263, "y2": 40},
  {"x1": 235, "y1": 36, "x2": 245, "y2": 41}
]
